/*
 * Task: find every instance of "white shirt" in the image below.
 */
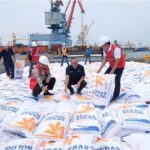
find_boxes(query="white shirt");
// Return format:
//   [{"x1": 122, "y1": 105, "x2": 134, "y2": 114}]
[{"x1": 104, "y1": 44, "x2": 121, "y2": 59}]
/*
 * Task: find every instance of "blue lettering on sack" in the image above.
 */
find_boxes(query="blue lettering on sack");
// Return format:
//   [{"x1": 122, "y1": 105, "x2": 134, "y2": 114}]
[
  {"x1": 22, "y1": 112, "x2": 40, "y2": 119},
  {"x1": 93, "y1": 90, "x2": 107, "y2": 98},
  {"x1": 100, "y1": 146, "x2": 121, "y2": 150},
  {"x1": 1, "y1": 106, "x2": 18, "y2": 112},
  {"x1": 122, "y1": 109, "x2": 143, "y2": 114},
  {"x1": 5, "y1": 145, "x2": 33, "y2": 150},
  {"x1": 46, "y1": 116, "x2": 65, "y2": 121},
  {"x1": 66, "y1": 145, "x2": 89, "y2": 150},
  {"x1": 76, "y1": 115, "x2": 97, "y2": 120}
]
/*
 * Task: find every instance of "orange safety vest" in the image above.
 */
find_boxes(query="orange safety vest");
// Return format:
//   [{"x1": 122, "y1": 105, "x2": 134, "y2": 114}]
[
  {"x1": 29, "y1": 63, "x2": 49, "y2": 90},
  {"x1": 61, "y1": 48, "x2": 68, "y2": 55},
  {"x1": 30, "y1": 47, "x2": 40, "y2": 63},
  {"x1": 106, "y1": 44, "x2": 125, "y2": 68}
]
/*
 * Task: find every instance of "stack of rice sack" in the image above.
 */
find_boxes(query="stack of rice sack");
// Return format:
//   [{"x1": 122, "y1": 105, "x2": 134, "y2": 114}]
[
  {"x1": 0, "y1": 62, "x2": 149, "y2": 149},
  {"x1": 101, "y1": 103, "x2": 150, "y2": 138}
]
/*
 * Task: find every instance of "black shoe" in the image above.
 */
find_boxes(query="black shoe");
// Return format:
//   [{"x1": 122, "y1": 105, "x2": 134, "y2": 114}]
[
  {"x1": 70, "y1": 90, "x2": 75, "y2": 95},
  {"x1": 44, "y1": 91, "x2": 54, "y2": 96},
  {"x1": 32, "y1": 94, "x2": 38, "y2": 101},
  {"x1": 110, "y1": 97, "x2": 117, "y2": 103},
  {"x1": 77, "y1": 90, "x2": 82, "y2": 95}
]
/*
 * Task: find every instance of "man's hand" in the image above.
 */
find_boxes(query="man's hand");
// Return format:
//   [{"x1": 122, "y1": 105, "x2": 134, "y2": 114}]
[
  {"x1": 64, "y1": 87, "x2": 68, "y2": 93},
  {"x1": 46, "y1": 78, "x2": 49, "y2": 84},
  {"x1": 76, "y1": 82, "x2": 81, "y2": 88},
  {"x1": 109, "y1": 70, "x2": 114, "y2": 74},
  {"x1": 42, "y1": 86, "x2": 47, "y2": 92},
  {"x1": 97, "y1": 68, "x2": 101, "y2": 73}
]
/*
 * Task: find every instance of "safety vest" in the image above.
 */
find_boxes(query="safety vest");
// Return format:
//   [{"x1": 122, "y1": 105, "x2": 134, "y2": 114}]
[
  {"x1": 29, "y1": 63, "x2": 49, "y2": 90},
  {"x1": 106, "y1": 44, "x2": 125, "y2": 68},
  {"x1": 61, "y1": 48, "x2": 68, "y2": 55},
  {"x1": 30, "y1": 47, "x2": 40, "y2": 63}
]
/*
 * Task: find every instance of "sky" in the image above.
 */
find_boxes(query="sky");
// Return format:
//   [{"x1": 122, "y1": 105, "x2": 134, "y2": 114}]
[{"x1": 0, "y1": 0, "x2": 150, "y2": 46}]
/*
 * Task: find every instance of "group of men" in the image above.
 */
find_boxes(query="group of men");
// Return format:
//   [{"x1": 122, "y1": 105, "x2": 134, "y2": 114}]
[
  {"x1": 29, "y1": 36, "x2": 125, "y2": 103},
  {"x1": 0, "y1": 36, "x2": 125, "y2": 103}
]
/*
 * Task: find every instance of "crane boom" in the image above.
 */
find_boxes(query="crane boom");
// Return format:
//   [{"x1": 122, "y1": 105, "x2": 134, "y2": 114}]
[{"x1": 66, "y1": 0, "x2": 85, "y2": 30}]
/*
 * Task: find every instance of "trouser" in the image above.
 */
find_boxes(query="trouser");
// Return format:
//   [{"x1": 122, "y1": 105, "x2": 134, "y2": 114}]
[
  {"x1": 33, "y1": 77, "x2": 56, "y2": 97},
  {"x1": 85, "y1": 56, "x2": 91, "y2": 64},
  {"x1": 4, "y1": 61, "x2": 14, "y2": 78},
  {"x1": 29, "y1": 62, "x2": 38, "y2": 77},
  {"x1": 61, "y1": 56, "x2": 69, "y2": 66},
  {"x1": 105, "y1": 67, "x2": 124, "y2": 99},
  {"x1": 67, "y1": 80, "x2": 87, "y2": 93}
]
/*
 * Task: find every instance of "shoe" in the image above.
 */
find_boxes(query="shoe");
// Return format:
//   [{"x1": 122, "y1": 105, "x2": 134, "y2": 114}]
[
  {"x1": 145, "y1": 101, "x2": 150, "y2": 104},
  {"x1": 70, "y1": 90, "x2": 75, "y2": 95},
  {"x1": 77, "y1": 90, "x2": 82, "y2": 95},
  {"x1": 32, "y1": 94, "x2": 39, "y2": 101},
  {"x1": 44, "y1": 91, "x2": 54, "y2": 96},
  {"x1": 110, "y1": 97, "x2": 117, "y2": 103}
]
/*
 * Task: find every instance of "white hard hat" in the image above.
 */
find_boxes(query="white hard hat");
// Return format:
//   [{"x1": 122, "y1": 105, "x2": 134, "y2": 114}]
[
  {"x1": 2, "y1": 42, "x2": 7, "y2": 47},
  {"x1": 87, "y1": 45, "x2": 90, "y2": 48},
  {"x1": 99, "y1": 36, "x2": 110, "y2": 47},
  {"x1": 62, "y1": 43, "x2": 66, "y2": 46},
  {"x1": 31, "y1": 41, "x2": 37, "y2": 47},
  {"x1": 39, "y1": 56, "x2": 49, "y2": 65}
]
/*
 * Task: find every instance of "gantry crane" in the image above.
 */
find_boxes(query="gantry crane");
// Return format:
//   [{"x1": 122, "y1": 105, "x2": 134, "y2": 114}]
[{"x1": 29, "y1": 0, "x2": 85, "y2": 50}]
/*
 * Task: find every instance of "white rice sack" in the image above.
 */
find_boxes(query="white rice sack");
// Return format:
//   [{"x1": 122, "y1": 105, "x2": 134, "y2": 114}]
[
  {"x1": 0, "y1": 100, "x2": 23, "y2": 122},
  {"x1": 0, "y1": 91, "x2": 13, "y2": 99},
  {"x1": 71, "y1": 94, "x2": 90, "y2": 103},
  {"x1": 117, "y1": 128, "x2": 145, "y2": 138},
  {"x1": 119, "y1": 104, "x2": 150, "y2": 132},
  {"x1": 101, "y1": 108, "x2": 122, "y2": 138},
  {"x1": 20, "y1": 101, "x2": 38, "y2": 110},
  {"x1": 0, "y1": 128, "x2": 21, "y2": 143},
  {"x1": 75, "y1": 103, "x2": 95, "y2": 112},
  {"x1": 1, "y1": 110, "x2": 44, "y2": 137},
  {"x1": 15, "y1": 60, "x2": 25, "y2": 79},
  {"x1": 117, "y1": 91, "x2": 142, "y2": 104},
  {"x1": 92, "y1": 74, "x2": 115, "y2": 107},
  {"x1": 55, "y1": 93, "x2": 71, "y2": 102},
  {"x1": 37, "y1": 140, "x2": 64, "y2": 150},
  {"x1": 39, "y1": 95, "x2": 56, "y2": 102},
  {"x1": 2, "y1": 138, "x2": 39, "y2": 150},
  {"x1": 123, "y1": 133, "x2": 150, "y2": 150},
  {"x1": 0, "y1": 142, "x2": 4, "y2": 149},
  {"x1": 34, "y1": 112, "x2": 71, "y2": 140},
  {"x1": 64, "y1": 134, "x2": 95, "y2": 150},
  {"x1": 57, "y1": 101, "x2": 77, "y2": 113},
  {"x1": 94, "y1": 137, "x2": 124, "y2": 150},
  {"x1": 69, "y1": 107, "x2": 101, "y2": 134},
  {"x1": 36, "y1": 101, "x2": 58, "y2": 114}
]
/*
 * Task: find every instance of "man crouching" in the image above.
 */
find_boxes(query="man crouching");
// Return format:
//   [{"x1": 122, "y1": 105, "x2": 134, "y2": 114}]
[
  {"x1": 29, "y1": 55, "x2": 56, "y2": 99},
  {"x1": 64, "y1": 57, "x2": 87, "y2": 95}
]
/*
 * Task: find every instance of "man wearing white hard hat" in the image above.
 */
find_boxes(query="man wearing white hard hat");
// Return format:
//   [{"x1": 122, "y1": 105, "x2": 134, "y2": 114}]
[
  {"x1": 29, "y1": 55, "x2": 56, "y2": 100},
  {"x1": 97, "y1": 36, "x2": 125, "y2": 102},
  {"x1": 28, "y1": 41, "x2": 40, "y2": 78},
  {"x1": 60, "y1": 43, "x2": 69, "y2": 66},
  {"x1": 0, "y1": 42, "x2": 16, "y2": 79}
]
